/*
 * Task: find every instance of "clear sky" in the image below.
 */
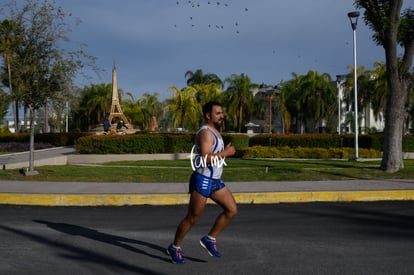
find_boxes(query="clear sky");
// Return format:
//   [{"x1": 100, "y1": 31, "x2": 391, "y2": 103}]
[{"x1": 55, "y1": 0, "x2": 396, "y2": 100}]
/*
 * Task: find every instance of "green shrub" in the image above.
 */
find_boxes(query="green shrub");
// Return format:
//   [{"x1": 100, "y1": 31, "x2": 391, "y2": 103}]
[
  {"x1": 403, "y1": 135, "x2": 414, "y2": 152},
  {"x1": 249, "y1": 133, "x2": 387, "y2": 151},
  {"x1": 241, "y1": 146, "x2": 381, "y2": 159},
  {"x1": 74, "y1": 133, "x2": 195, "y2": 154},
  {"x1": 0, "y1": 132, "x2": 91, "y2": 146},
  {"x1": 1, "y1": 131, "x2": 412, "y2": 155},
  {"x1": 222, "y1": 134, "x2": 250, "y2": 148}
]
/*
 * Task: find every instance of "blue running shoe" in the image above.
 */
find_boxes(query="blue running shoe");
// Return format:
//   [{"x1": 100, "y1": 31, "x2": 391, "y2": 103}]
[
  {"x1": 200, "y1": 235, "x2": 221, "y2": 258},
  {"x1": 166, "y1": 244, "x2": 185, "y2": 264}
]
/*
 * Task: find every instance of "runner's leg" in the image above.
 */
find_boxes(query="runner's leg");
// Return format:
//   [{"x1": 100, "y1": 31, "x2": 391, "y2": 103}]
[
  {"x1": 173, "y1": 190, "x2": 208, "y2": 246},
  {"x1": 207, "y1": 186, "x2": 238, "y2": 238}
]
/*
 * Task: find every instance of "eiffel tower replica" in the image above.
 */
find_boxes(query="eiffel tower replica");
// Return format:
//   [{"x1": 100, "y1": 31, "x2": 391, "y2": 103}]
[{"x1": 108, "y1": 65, "x2": 131, "y2": 128}]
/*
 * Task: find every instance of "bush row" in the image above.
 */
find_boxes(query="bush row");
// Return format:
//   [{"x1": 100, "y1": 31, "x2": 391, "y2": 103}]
[
  {"x1": 237, "y1": 146, "x2": 381, "y2": 159},
  {"x1": 1, "y1": 132, "x2": 413, "y2": 155},
  {"x1": 74, "y1": 133, "x2": 251, "y2": 154},
  {"x1": 0, "y1": 132, "x2": 92, "y2": 146},
  {"x1": 249, "y1": 134, "x2": 384, "y2": 150},
  {"x1": 250, "y1": 133, "x2": 414, "y2": 152}
]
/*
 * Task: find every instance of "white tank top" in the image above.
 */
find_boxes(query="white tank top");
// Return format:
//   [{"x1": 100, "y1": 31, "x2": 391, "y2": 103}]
[{"x1": 194, "y1": 125, "x2": 225, "y2": 179}]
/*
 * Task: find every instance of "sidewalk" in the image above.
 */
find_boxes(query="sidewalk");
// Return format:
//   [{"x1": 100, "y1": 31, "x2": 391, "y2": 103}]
[
  {"x1": 1, "y1": 147, "x2": 414, "y2": 206},
  {"x1": 1, "y1": 178, "x2": 414, "y2": 206}
]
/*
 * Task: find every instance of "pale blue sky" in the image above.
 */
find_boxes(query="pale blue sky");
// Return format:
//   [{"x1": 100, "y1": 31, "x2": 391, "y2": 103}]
[{"x1": 55, "y1": 1, "x2": 395, "y2": 100}]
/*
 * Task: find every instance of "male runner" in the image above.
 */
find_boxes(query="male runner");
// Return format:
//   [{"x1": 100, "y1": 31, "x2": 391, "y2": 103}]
[{"x1": 166, "y1": 101, "x2": 238, "y2": 264}]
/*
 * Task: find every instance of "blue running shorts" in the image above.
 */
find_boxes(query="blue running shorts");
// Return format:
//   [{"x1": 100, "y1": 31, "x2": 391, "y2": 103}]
[{"x1": 189, "y1": 172, "x2": 225, "y2": 198}]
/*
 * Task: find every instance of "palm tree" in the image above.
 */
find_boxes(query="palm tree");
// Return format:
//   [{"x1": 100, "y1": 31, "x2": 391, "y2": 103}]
[
  {"x1": 223, "y1": 73, "x2": 256, "y2": 132},
  {"x1": 122, "y1": 94, "x2": 144, "y2": 130},
  {"x1": 192, "y1": 83, "x2": 222, "y2": 106},
  {"x1": 185, "y1": 69, "x2": 223, "y2": 108},
  {"x1": 344, "y1": 65, "x2": 370, "y2": 133},
  {"x1": 185, "y1": 69, "x2": 223, "y2": 88},
  {"x1": 167, "y1": 86, "x2": 201, "y2": 131},
  {"x1": 275, "y1": 84, "x2": 291, "y2": 133},
  {"x1": 298, "y1": 70, "x2": 336, "y2": 133},
  {"x1": 86, "y1": 83, "x2": 112, "y2": 125},
  {"x1": 282, "y1": 72, "x2": 304, "y2": 133},
  {"x1": 138, "y1": 92, "x2": 162, "y2": 131},
  {"x1": 72, "y1": 83, "x2": 112, "y2": 130},
  {"x1": 369, "y1": 61, "x2": 388, "y2": 120}
]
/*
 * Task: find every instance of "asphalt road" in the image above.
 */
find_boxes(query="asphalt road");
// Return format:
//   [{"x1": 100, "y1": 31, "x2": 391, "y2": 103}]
[{"x1": 1, "y1": 202, "x2": 414, "y2": 275}]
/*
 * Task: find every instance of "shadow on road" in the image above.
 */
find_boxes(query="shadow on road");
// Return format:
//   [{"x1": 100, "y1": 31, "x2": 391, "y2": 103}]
[
  {"x1": 0, "y1": 223, "x2": 165, "y2": 274},
  {"x1": 33, "y1": 220, "x2": 207, "y2": 264}
]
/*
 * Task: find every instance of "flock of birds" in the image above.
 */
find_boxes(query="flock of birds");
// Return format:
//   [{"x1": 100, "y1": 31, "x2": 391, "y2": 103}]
[{"x1": 173, "y1": 1, "x2": 249, "y2": 34}]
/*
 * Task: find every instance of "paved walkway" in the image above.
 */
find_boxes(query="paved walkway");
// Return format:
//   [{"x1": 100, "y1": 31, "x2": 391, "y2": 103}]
[{"x1": 1, "y1": 147, "x2": 414, "y2": 206}]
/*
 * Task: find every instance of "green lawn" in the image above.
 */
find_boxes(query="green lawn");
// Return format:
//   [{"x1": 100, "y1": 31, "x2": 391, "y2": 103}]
[{"x1": 0, "y1": 159, "x2": 413, "y2": 182}]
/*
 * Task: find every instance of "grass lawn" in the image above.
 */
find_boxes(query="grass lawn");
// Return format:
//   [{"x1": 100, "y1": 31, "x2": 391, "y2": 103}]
[{"x1": 0, "y1": 159, "x2": 413, "y2": 182}]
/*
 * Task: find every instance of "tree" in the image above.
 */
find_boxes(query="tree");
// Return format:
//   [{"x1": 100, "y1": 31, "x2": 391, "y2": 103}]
[
  {"x1": 72, "y1": 83, "x2": 111, "y2": 131},
  {"x1": 275, "y1": 84, "x2": 291, "y2": 134},
  {"x1": 281, "y1": 72, "x2": 303, "y2": 133},
  {"x1": 298, "y1": 70, "x2": 336, "y2": 133},
  {"x1": 192, "y1": 83, "x2": 222, "y2": 106},
  {"x1": 138, "y1": 92, "x2": 162, "y2": 131},
  {"x1": 0, "y1": 19, "x2": 21, "y2": 131},
  {"x1": 0, "y1": 88, "x2": 9, "y2": 122},
  {"x1": 344, "y1": 65, "x2": 373, "y2": 133},
  {"x1": 122, "y1": 93, "x2": 144, "y2": 130},
  {"x1": 167, "y1": 86, "x2": 201, "y2": 131},
  {"x1": 1, "y1": 0, "x2": 95, "y2": 174},
  {"x1": 354, "y1": 0, "x2": 414, "y2": 172},
  {"x1": 185, "y1": 68, "x2": 223, "y2": 88},
  {"x1": 185, "y1": 68, "x2": 223, "y2": 108},
  {"x1": 223, "y1": 73, "x2": 256, "y2": 132},
  {"x1": 364, "y1": 62, "x2": 388, "y2": 121}
]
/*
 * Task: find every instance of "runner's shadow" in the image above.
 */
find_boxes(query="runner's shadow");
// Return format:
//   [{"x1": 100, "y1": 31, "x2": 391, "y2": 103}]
[{"x1": 33, "y1": 220, "x2": 206, "y2": 263}]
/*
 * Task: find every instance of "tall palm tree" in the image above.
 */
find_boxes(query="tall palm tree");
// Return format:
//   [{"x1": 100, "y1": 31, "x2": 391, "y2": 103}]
[
  {"x1": 282, "y1": 72, "x2": 304, "y2": 133},
  {"x1": 72, "y1": 83, "x2": 111, "y2": 130},
  {"x1": 185, "y1": 70, "x2": 224, "y2": 116},
  {"x1": 86, "y1": 83, "x2": 112, "y2": 125},
  {"x1": 275, "y1": 84, "x2": 291, "y2": 133},
  {"x1": 167, "y1": 86, "x2": 201, "y2": 131},
  {"x1": 298, "y1": 70, "x2": 336, "y2": 132},
  {"x1": 344, "y1": 65, "x2": 370, "y2": 133},
  {"x1": 192, "y1": 83, "x2": 222, "y2": 106},
  {"x1": 185, "y1": 69, "x2": 223, "y2": 88},
  {"x1": 122, "y1": 94, "x2": 144, "y2": 130},
  {"x1": 224, "y1": 73, "x2": 256, "y2": 132},
  {"x1": 139, "y1": 92, "x2": 162, "y2": 131},
  {"x1": 370, "y1": 61, "x2": 388, "y2": 120}
]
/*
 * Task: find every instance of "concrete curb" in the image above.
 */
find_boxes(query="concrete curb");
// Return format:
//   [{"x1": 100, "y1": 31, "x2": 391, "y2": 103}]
[{"x1": 2, "y1": 190, "x2": 414, "y2": 206}]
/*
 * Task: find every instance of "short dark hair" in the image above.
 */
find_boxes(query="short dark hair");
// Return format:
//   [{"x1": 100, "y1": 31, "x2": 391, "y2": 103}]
[{"x1": 202, "y1": 101, "x2": 222, "y2": 119}]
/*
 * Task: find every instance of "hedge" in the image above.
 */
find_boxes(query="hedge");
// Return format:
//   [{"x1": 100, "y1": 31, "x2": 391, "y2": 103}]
[
  {"x1": 240, "y1": 146, "x2": 382, "y2": 159},
  {"x1": 73, "y1": 132, "x2": 251, "y2": 154},
  {"x1": 1, "y1": 132, "x2": 413, "y2": 155},
  {"x1": 0, "y1": 132, "x2": 92, "y2": 146}
]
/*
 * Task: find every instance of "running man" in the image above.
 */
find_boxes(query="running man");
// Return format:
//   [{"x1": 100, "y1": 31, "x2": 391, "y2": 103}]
[{"x1": 166, "y1": 101, "x2": 238, "y2": 264}]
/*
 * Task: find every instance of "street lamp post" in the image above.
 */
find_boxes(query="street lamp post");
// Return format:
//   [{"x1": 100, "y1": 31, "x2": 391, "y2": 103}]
[
  {"x1": 336, "y1": 74, "x2": 347, "y2": 135},
  {"x1": 348, "y1": 11, "x2": 360, "y2": 160}
]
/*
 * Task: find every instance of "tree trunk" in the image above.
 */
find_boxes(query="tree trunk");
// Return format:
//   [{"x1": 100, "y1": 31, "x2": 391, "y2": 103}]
[
  {"x1": 24, "y1": 105, "x2": 38, "y2": 176},
  {"x1": 238, "y1": 105, "x2": 243, "y2": 133},
  {"x1": 381, "y1": 76, "x2": 406, "y2": 172},
  {"x1": 380, "y1": 1, "x2": 406, "y2": 172},
  {"x1": 6, "y1": 60, "x2": 19, "y2": 133}
]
